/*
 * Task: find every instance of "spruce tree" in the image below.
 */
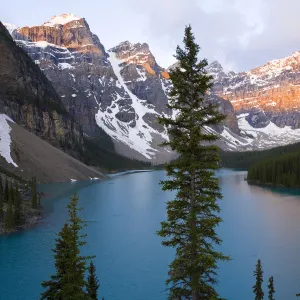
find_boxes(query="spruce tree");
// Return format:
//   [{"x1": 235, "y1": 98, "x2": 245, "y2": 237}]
[
  {"x1": 268, "y1": 276, "x2": 275, "y2": 300},
  {"x1": 87, "y1": 261, "x2": 100, "y2": 300},
  {"x1": 4, "y1": 186, "x2": 14, "y2": 231},
  {"x1": 253, "y1": 259, "x2": 264, "y2": 300},
  {"x1": 0, "y1": 176, "x2": 3, "y2": 220},
  {"x1": 41, "y1": 194, "x2": 92, "y2": 299},
  {"x1": 157, "y1": 25, "x2": 229, "y2": 299},
  {"x1": 4, "y1": 176, "x2": 9, "y2": 203},
  {"x1": 14, "y1": 184, "x2": 23, "y2": 226},
  {"x1": 31, "y1": 177, "x2": 38, "y2": 208},
  {"x1": 41, "y1": 223, "x2": 72, "y2": 299}
]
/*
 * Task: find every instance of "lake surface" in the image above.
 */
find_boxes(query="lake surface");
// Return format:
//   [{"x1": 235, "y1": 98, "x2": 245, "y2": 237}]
[{"x1": 1, "y1": 169, "x2": 300, "y2": 299}]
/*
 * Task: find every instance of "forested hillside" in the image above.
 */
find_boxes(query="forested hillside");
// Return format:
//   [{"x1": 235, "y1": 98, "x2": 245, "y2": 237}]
[
  {"x1": 247, "y1": 149, "x2": 300, "y2": 188},
  {"x1": 219, "y1": 142, "x2": 300, "y2": 169}
]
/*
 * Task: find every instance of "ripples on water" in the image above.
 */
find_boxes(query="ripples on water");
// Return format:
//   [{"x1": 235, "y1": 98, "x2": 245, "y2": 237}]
[{"x1": 1, "y1": 170, "x2": 300, "y2": 299}]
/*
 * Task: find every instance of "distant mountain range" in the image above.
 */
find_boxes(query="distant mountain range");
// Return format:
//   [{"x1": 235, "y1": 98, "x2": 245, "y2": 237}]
[
  {"x1": 2, "y1": 13, "x2": 300, "y2": 166},
  {"x1": 0, "y1": 21, "x2": 149, "y2": 182}
]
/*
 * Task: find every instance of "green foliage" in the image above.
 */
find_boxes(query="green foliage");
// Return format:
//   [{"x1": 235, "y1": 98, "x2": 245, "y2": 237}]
[
  {"x1": 41, "y1": 194, "x2": 95, "y2": 300},
  {"x1": 4, "y1": 185, "x2": 14, "y2": 231},
  {"x1": 14, "y1": 183, "x2": 23, "y2": 226},
  {"x1": 253, "y1": 259, "x2": 264, "y2": 300},
  {"x1": 157, "y1": 25, "x2": 229, "y2": 299},
  {"x1": 78, "y1": 136, "x2": 151, "y2": 172},
  {"x1": 0, "y1": 178, "x2": 3, "y2": 219},
  {"x1": 247, "y1": 148, "x2": 300, "y2": 188},
  {"x1": 268, "y1": 276, "x2": 275, "y2": 300},
  {"x1": 4, "y1": 177, "x2": 8, "y2": 203},
  {"x1": 219, "y1": 141, "x2": 300, "y2": 170},
  {"x1": 31, "y1": 177, "x2": 38, "y2": 209},
  {"x1": 87, "y1": 261, "x2": 100, "y2": 300}
]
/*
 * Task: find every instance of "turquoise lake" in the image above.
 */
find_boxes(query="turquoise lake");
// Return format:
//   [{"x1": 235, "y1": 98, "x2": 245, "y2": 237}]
[{"x1": 1, "y1": 169, "x2": 300, "y2": 299}]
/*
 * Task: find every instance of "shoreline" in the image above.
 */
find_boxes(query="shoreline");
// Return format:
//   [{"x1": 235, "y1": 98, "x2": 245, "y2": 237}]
[
  {"x1": 107, "y1": 169, "x2": 152, "y2": 177},
  {"x1": 247, "y1": 179, "x2": 300, "y2": 190},
  {"x1": 0, "y1": 169, "x2": 153, "y2": 236}
]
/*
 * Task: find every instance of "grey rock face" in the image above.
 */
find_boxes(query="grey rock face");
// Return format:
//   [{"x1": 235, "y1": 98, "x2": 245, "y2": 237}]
[
  {"x1": 9, "y1": 13, "x2": 300, "y2": 158},
  {"x1": 109, "y1": 41, "x2": 171, "y2": 114},
  {"x1": 0, "y1": 22, "x2": 83, "y2": 154},
  {"x1": 208, "y1": 54, "x2": 300, "y2": 129}
]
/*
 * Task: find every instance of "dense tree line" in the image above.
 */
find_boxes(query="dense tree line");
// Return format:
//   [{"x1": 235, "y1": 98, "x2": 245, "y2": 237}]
[
  {"x1": 219, "y1": 141, "x2": 300, "y2": 170},
  {"x1": 61, "y1": 135, "x2": 151, "y2": 172},
  {"x1": 247, "y1": 149, "x2": 300, "y2": 188},
  {"x1": 0, "y1": 175, "x2": 40, "y2": 232}
]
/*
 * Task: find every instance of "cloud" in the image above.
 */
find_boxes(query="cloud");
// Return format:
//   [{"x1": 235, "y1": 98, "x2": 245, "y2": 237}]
[{"x1": 124, "y1": 0, "x2": 300, "y2": 72}]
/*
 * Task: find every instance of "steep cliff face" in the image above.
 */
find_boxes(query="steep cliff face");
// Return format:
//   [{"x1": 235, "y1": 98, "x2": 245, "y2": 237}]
[
  {"x1": 2, "y1": 14, "x2": 246, "y2": 157},
  {"x1": 7, "y1": 13, "x2": 300, "y2": 156},
  {"x1": 109, "y1": 41, "x2": 171, "y2": 113},
  {"x1": 5, "y1": 15, "x2": 174, "y2": 161},
  {"x1": 0, "y1": 22, "x2": 83, "y2": 153},
  {"x1": 209, "y1": 53, "x2": 300, "y2": 129}
]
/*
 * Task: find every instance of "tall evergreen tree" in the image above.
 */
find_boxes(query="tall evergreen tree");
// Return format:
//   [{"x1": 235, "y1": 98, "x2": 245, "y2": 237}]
[
  {"x1": 4, "y1": 176, "x2": 9, "y2": 203},
  {"x1": 0, "y1": 177, "x2": 3, "y2": 220},
  {"x1": 157, "y1": 25, "x2": 229, "y2": 299},
  {"x1": 87, "y1": 261, "x2": 100, "y2": 300},
  {"x1": 14, "y1": 184, "x2": 23, "y2": 226},
  {"x1": 41, "y1": 223, "x2": 71, "y2": 299},
  {"x1": 268, "y1": 276, "x2": 275, "y2": 300},
  {"x1": 4, "y1": 186, "x2": 14, "y2": 231},
  {"x1": 253, "y1": 259, "x2": 264, "y2": 300},
  {"x1": 31, "y1": 177, "x2": 38, "y2": 208},
  {"x1": 9, "y1": 183, "x2": 14, "y2": 205},
  {"x1": 41, "y1": 194, "x2": 92, "y2": 299}
]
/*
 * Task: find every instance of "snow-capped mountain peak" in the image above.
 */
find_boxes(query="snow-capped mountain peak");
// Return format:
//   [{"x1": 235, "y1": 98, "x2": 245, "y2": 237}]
[
  {"x1": 248, "y1": 50, "x2": 300, "y2": 79},
  {"x1": 2, "y1": 22, "x2": 19, "y2": 35},
  {"x1": 43, "y1": 13, "x2": 81, "y2": 27},
  {"x1": 109, "y1": 41, "x2": 154, "y2": 67},
  {"x1": 5, "y1": 14, "x2": 300, "y2": 161}
]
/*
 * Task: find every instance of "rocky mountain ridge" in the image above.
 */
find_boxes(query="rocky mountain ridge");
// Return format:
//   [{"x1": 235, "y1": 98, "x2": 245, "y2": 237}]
[
  {"x1": 4, "y1": 13, "x2": 300, "y2": 157},
  {"x1": 210, "y1": 53, "x2": 300, "y2": 128}
]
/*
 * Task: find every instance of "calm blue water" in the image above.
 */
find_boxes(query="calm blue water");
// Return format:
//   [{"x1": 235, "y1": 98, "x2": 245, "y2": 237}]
[{"x1": 1, "y1": 170, "x2": 300, "y2": 300}]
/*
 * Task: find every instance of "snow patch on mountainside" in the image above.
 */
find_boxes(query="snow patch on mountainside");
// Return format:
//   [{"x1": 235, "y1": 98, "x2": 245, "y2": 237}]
[
  {"x1": 43, "y1": 14, "x2": 81, "y2": 27},
  {"x1": 237, "y1": 113, "x2": 300, "y2": 149},
  {"x1": 248, "y1": 51, "x2": 300, "y2": 80},
  {"x1": 95, "y1": 52, "x2": 168, "y2": 159},
  {"x1": 3, "y1": 22, "x2": 18, "y2": 35},
  {"x1": 0, "y1": 115, "x2": 18, "y2": 167}
]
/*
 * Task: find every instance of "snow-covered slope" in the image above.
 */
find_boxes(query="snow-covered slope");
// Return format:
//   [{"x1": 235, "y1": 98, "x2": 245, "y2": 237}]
[
  {"x1": 4, "y1": 14, "x2": 300, "y2": 157},
  {"x1": 95, "y1": 51, "x2": 168, "y2": 159},
  {"x1": 210, "y1": 114, "x2": 300, "y2": 151},
  {"x1": 43, "y1": 13, "x2": 81, "y2": 26},
  {"x1": 0, "y1": 114, "x2": 18, "y2": 167}
]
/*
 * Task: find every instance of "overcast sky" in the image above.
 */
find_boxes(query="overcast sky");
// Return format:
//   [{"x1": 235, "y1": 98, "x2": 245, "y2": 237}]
[{"x1": 2, "y1": 0, "x2": 300, "y2": 72}]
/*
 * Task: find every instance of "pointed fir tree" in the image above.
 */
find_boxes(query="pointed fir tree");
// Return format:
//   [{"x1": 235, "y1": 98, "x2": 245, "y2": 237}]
[
  {"x1": 41, "y1": 193, "x2": 93, "y2": 299},
  {"x1": 268, "y1": 276, "x2": 275, "y2": 300},
  {"x1": 157, "y1": 25, "x2": 229, "y2": 299},
  {"x1": 31, "y1": 177, "x2": 38, "y2": 209},
  {"x1": 41, "y1": 223, "x2": 72, "y2": 299},
  {"x1": 14, "y1": 183, "x2": 23, "y2": 226},
  {"x1": 87, "y1": 261, "x2": 100, "y2": 300},
  {"x1": 253, "y1": 259, "x2": 264, "y2": 300},
  {"x1": 4, "y1": 176, "x2": 9, "y2": 203},
  {"x1": 4, "y1": 186, "x2": 14, "y2": 231},
  {"x1": 0, "y1": 176, "x2": 3, "y2": 220},
  {"x1": 9, "y1": 183, "x2": 15, "y2": 206}
]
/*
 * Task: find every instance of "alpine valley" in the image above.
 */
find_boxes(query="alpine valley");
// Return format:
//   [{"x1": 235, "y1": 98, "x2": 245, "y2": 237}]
[{"x1": 2, "y1": 13, "x2": 300, "y2": 175}]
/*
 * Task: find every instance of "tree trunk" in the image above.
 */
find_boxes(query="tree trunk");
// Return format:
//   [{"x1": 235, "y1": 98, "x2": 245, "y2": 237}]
[{"x1": 191, "y1": 171, "x2": 198, "y2": 300}]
